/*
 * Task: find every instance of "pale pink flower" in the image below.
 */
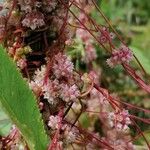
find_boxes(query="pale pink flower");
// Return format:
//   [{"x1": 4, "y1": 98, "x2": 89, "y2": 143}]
[
  {"x1": 64, "y1": 126, "x2": 79, "y2": 143},
  {"x1": 22, "y1": 11, "x2": 45, "y2": 30},
  {"x1": 18, "y1": 0, "x2": 32, "y2": 13},
  {"x1": 107, "y1": 45, "x2": 133, "y2": 67},
  {"x1": 60, "y1": 84, "x2": 80, "y2": 102},
  {"x1": 87, "y1": 89, "x2": 109, "y2": 116},
  {"x1": 43, "y1": 0, "x2": 57, "y2": 12},
  {"x1": 108, "y1": 109, "x2": 131, "y2": 132},
  {"x1": 48, "y1": 115, "x2": 61, "y2": 130},
  {"x1": 33, "y1": 65, "x2": 46, "y2": 87},
  {"x1": 43, "y1": 79, "x2": 60, "y2": 104},
  {"x1": 113, "y1": 140, "x2": 135, "y2": 150},
  {"x1": 53, "y1": 53, "x2": 74, "y2": 78},
  {"x1": 88, "y1": 70, "x2": 101, "y2": 84},
  {"x1": 99, "y1": 27, "x2": 115, "y2": 43}
]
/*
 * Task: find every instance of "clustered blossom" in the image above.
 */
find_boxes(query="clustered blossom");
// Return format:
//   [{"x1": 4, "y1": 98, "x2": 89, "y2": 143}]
[
  {"x1": 48, "y1": 115, "x2": 61, "y2": 130},
  {"x1": 0, "y1": 0, "x2": 66, "y2": 34},
  {"x1": 60, "y1": 84, "x2": 80, "y2": 102},
  {"x1": 48, "y1": 115, "x2": 79, "y2": 144},
  {"x1": 107, "y1": 45, "x2": 133, "y2": 67},
  {"x1": 52, "y1": 53, "x2": 74, "y2": 78},
  {"x1": 102, "y1": 138, "x2": 135, "y2": 150},
  {"x1": 99, "y1": 27, "x2": 115, "y2": 43},
  {"x1": 43, "y1": 0, "x2": 58, "y2": 12},
  {"x1": 83, "y1": 44, "x2": 97, "y2": 63},
  {"x1": 22, "y1": 11, "x2": 45, "y2": 30},
  {"x1": 42, "y1": 80, "x2": 80, "y2": 104},
  {"x1": 29, "y1": 53, "x2": 80, "y2": 104},
  {"x1": 108, "y1": 109, "x2": 131, "y2": 132},
  {"x1": 111, "y1": 140, "x2": 134, "y2": 150},
  {"x1": 18, "y1": 0, "x2": 42, "y2": 12},
  {"x1": 64, "y1": 126, "x2": 79, "y2": 143},
  {"x1": 33, "y1": 65, "x2": 46, "y2": 87},
  {"x1": 43, "y1": 79, "x2": 60, "y2": 103}
]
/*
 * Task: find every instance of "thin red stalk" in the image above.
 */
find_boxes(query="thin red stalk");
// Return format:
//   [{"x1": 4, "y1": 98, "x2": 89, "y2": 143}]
[
  {"x1": 91, "y1": 0, "x2": 147, "y2": 75},
  {"x1": 68, "y1": 23, "x2": 97, "y2": 32},
  {"x1": 130, "y1": 115, "x2": 150, "y2": 124},
  {"x1": 65, "y1": 120, "x2": 114, "y2": 150},
  {"x1": 84, "y1": 110, "x2": 100, "y2": 114},
  {"x1": 128, "y1": 130, "x2": 150, "y2": 143},
  {"x1": 130, "y1": 118, "x2": 150, "y2": 149},
  {"x1": 63, "y1": 110, "x2": 114, "y2": 150},
  {"x1": 57, "y1": 0, "x2": 109, "y2": 52},
  {"x1": 48, "y1": 108, "x2": 64, "y2": 150},
  {"x1": 72, "y1": 0, "x2": 99, "y2": 33},
  {"x1": 57, "y1": 0, "x2": 72, "y2": 39},
  {"x1": 71, "y1": 0, "x2": 116, "y2": 50},
  {"x1": 94, "y1": 83, "x2": 121, "y2": 111},
  {"x1": 113, "y1": 98, "x2": 150, "y2": 114},
  {"x1": 77, "y1": 127, "x2": 114, "y2": 149},
  {"x1": 123, "y1": 63, "x2": 150, "y2": 94}
]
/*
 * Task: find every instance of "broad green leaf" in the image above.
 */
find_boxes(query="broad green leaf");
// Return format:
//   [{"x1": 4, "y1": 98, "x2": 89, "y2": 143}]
[
  {"x1": 0, "y1": 103, "x2": 12, "y2": 136},
  {"x1": 0, "y1": 46, "x2": 49, "y2": 150}
]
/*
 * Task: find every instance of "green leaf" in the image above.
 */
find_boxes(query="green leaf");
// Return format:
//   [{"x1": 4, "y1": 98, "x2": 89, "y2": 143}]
[
  {"x1": 0, "y1": 46, "x2": 49, "y2": 150},
  {"x1": 0, "y1": 103, "x2": 12, "y2": 136}
]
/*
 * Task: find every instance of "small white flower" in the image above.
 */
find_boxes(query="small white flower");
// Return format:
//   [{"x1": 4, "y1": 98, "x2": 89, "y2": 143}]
[{"x1": 48, "y1": 115, "x2": 60, "y2": 130}]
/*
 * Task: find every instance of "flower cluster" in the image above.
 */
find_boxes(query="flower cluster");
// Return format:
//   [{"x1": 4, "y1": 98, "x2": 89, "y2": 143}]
[
  {"x1": 60, "y1": 84, "x2": 80, "y2": 102},
  {"x1": 43, "y1": 0, "x2": 58, "y2": 12},
  {"x1": 48, "y1": 115, "x2": 61, "y2": 130},
  {"x1": 22, "y1": 11, "x2": 45, "y2": 30},
  {"x1": 52, "y1": 53, "x2": 74, "y2": 78},
  {"x1": 102, "y1": 137, "x2": 135, "y2": 150},
  {"x1": 107, "y1": 45, "x2": 133, "y2": 67},
  {"x1": 99, "y1": 27, "x2": 115, "y2": 43},
  {"x1": 30, "y1": 53, "x2": 80, "y2": 104},
  {"x1": 48, "y1": 115, "x2": 79, "y2": 144},
  {"x1": 63, "y1": 125, "x2": 79, "y2": 144},
  {"x1": 18, "y1": 0, "x2": 41, "y2": 13},
  {"x1": 108, "y1": 109, "x2": 131, "y2": 132}
]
